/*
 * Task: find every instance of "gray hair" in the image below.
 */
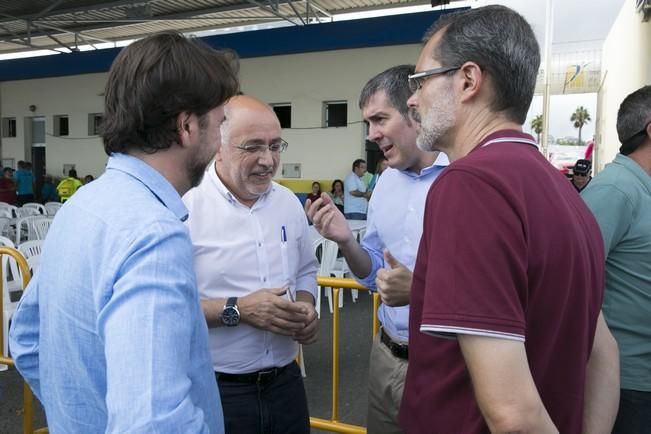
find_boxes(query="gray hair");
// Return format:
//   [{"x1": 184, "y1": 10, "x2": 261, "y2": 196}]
[
  {"x1": 358, "y1": 65, "x2": 415, "y2": 120},
  {"x1": 422, "y1": 5, "x2": 540, "y2": 124},
  {"x1": 616, "y1": 85, "x2": 651, "y2": 155}
]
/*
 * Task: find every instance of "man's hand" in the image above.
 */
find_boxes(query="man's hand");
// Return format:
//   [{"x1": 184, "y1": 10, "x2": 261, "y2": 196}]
[
  {"x1": 239, "y1": 287, "x2": 309, "y2": 335},
  {"x1": 375, "y1": 249, "x2": 412, "y2": 307},
  {"x1": 306, "y1": 193, "x2": 354, "y2": 244},
  {"x1": 292, "y1": 301, "x2": 318, "y2": 344}
]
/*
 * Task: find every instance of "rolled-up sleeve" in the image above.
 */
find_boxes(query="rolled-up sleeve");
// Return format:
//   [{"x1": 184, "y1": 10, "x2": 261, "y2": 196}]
[
  {"x1": 295, "y1": 213, "x2": 318, "y2": 299},
  {"x1": 357, "y1": 201, "x2": 384, "y2": 290}
]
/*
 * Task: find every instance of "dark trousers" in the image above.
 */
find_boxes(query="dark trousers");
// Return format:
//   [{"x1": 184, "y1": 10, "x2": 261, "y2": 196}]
[
  {"x1": 612, "y1": 389, "x2": 651, "y2": 434},
  {"x1": 16, "y1": 194, "x2": 34, "y2": 206},
  {"x1": 216, "y1": 362, "x2": 310, "y2": 434}
]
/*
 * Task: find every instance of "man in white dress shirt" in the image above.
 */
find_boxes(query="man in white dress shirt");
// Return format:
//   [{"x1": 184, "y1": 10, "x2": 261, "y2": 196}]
[{"x1": 183, "y1": 95, "x2": 318, "y2": 434}]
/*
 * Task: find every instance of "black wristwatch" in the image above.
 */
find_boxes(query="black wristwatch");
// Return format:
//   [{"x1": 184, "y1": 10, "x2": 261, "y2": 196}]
[{"x1": 221, "y1": 297, "x2": 240, "y2": 327}]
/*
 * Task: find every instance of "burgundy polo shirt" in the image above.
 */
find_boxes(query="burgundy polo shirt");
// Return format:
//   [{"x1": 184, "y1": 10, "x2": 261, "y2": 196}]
[{"x1": 400, "y1": 130, "x2": 604, "y2": 433}]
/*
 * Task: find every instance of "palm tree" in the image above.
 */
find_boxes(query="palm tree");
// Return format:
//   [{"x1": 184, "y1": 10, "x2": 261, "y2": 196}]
[
  {"x1": 571, "y1": 106, "x2": 591, "y2": 145},
  {"x1": 531, "y1": 115, "x2": 543, "y2": 143}
]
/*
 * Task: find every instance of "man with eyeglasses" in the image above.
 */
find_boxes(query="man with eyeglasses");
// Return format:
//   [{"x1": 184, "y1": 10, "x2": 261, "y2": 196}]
[
  {"x1": 183, "y1": 95, "x2": 318, "y2": 434},
  {"x1": 581, "y1": 85, "x2": 651, "y2": 434},
  {"x1": 307, "y1": 64, "x2": 448, "y2": 433},
  {"x1": 401, "y1": 5, "x2": 618, "y2": 434}
]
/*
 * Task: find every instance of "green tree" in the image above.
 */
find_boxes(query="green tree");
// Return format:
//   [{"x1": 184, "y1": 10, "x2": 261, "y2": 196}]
[
  {"x1": 570, "y1": 106, "x2": 591, "y2": 145},
  {"x1": 531, "y1": 114, "x2": 543, "y2": 143}
]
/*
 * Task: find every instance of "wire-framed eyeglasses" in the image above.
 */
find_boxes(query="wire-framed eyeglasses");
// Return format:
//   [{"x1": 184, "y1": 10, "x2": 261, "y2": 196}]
[
  {"x1": 407, "y1": 66, "x2": 460, "y2": 93},
  {"x1": 235, "y1": 139, "x2": 288, "y2": 154}
]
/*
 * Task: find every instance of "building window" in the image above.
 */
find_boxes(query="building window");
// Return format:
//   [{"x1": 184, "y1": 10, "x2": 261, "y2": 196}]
[
  {"x1": 271, "y1": 103, "x2": 292, "y2": 129},
  {"x1": 1, "y1": 117, "x2": 17, "y2": 138},
  {"x1": 88, "y1": 113, "x2": 103, "y2": 136},
  {"x1": 53, "y1": 115, "x2": 69, "y2": 136},
  {"x1": 323, "y1": 101, "x2": 347, "y2": 127}
]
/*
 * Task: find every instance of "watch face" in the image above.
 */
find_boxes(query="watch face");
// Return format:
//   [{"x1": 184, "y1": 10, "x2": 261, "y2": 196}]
[{"x1": 222, "y1": 306, "x2": 240, "y2": 326}]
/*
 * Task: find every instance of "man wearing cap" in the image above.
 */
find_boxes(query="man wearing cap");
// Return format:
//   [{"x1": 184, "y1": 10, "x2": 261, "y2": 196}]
[
  {"x1": 572, "y1": 158, "x2": 593, "y2": 192},
  {"x1": 582, "y1": 85, "x2": 651, "y2": 433}
]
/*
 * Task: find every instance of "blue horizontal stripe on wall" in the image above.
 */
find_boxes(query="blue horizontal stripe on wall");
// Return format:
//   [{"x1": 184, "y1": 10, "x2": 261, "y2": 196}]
[{"x1": 0, "y1": 8, "x2": 466, "y2": 82}]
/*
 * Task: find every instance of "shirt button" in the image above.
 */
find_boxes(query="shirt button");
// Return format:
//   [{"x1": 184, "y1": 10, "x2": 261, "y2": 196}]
[
  {"x1": 258, "y1": 242, "x2": 262, "y2": 247},
  {"x1": 263, "y1": 277, "x2": 267, "y2": 282}
]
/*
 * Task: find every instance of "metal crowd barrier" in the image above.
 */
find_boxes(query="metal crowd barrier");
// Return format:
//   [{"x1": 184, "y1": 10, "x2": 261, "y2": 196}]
[
  {"x1": 0, "y1": 246, "x2": 48, "y2": 434},
  {"x1": 2, "y1": 266, "x2": 376, "y2": 434},
  {"x1": 310, "y1": 276, "x2": 380, "y2": 434}
]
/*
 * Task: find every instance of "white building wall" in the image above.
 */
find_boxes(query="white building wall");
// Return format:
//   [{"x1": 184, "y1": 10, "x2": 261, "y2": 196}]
[
  {"x1": 1, "y1": 73, "x2": 106, "y2": 177},
  {"x1": 596, "y1": 3, "x2": 651, "y2": 172},
  {"x1": 0, "y1": 43, "x2": 420, "y2": 180}
]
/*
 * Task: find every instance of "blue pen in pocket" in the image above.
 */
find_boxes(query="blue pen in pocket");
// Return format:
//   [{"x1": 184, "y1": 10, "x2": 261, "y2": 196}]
[{"x1": 280, "y1": 225, "x2": 293, "y2": 301}]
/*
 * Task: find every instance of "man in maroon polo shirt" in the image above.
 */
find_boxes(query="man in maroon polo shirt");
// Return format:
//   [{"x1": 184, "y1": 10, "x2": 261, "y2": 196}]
[{"x1": 400, "y1": 5, "x2": 619, "y2": 434}]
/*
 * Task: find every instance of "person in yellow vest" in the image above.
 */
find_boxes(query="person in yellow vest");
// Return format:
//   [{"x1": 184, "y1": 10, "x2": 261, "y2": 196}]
[{"x1": 56, "y1": 169, "x2": 83, "y2": 203}]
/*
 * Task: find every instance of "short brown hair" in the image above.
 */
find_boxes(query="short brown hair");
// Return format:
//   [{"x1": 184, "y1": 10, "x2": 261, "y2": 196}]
[{"x1": 101, "y1": 31, "x2": 239, "y2": 155}]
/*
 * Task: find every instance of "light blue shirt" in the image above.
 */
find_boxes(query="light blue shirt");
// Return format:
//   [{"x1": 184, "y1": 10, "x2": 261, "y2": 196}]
[
  {"x1": 355, "y1": 153, "x2": 448, "y2": 342},
  {"x1": 9, "y1": 153, "x2": 223, "y2": 433},
  {"x1": 344, "y1": 171, "x2": 368, "y2": 215}
]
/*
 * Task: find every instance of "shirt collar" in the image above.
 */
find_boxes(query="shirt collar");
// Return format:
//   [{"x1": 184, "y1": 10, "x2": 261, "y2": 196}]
[
  {"x1": 614, "y1": 153, "x2": 651, "y2": 194},
  {"x1": 106, "y1": 153, "x2": 188, "y2": 221},
  {"x1": 401, "y1": 152, "x2": 450, "y2": 178},
  {"x1": 208, "y1": 162, "x2": 275, "y2": 207},
  {"x1": 471, "y1": 129, "x2": 537, "y2": 153}
]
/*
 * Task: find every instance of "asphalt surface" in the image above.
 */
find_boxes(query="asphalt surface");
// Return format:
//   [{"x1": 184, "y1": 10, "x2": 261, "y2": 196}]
[{"x1": 0, "y1": 287, "x2": 374, "y2": 433}]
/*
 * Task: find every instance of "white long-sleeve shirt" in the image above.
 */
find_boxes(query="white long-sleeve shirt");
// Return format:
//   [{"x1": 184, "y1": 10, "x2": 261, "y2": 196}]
[{"x1": 183, "y1": 166, "x2": 318, "y2": 374}]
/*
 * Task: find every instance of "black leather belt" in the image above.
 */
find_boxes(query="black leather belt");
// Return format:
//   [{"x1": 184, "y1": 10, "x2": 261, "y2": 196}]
[
  {"x1": 380, "y1": 328, "x2": 408, "y2": 360},
  {"x1": 216, "y1": 363, "x2": 291, "y2": 385}
]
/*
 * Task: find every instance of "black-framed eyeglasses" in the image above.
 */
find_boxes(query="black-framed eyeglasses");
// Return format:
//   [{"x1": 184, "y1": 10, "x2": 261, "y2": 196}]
[
  {"x1": 407, "y1": 66, "x2": 460, "y2": 93},
  {"x1": 235, "y1": 139, "x2": 288, "y2": 154}
]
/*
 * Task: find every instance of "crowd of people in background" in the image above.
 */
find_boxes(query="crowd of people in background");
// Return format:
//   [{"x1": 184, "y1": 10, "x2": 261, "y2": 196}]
[
  {"x1": 6, "y1": 5, "x2": 650, "y2": 434},
  {"x1": 0, "y1": 162, "x2": 95, "y2": 204},
  {"x1": 303, "y1": 158, "x2": 386, "y2": 219}
]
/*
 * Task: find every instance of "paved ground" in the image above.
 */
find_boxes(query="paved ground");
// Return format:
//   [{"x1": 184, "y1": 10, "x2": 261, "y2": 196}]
[{"x1": 0, "y1": 287, "x2": 374, "y2": 433}]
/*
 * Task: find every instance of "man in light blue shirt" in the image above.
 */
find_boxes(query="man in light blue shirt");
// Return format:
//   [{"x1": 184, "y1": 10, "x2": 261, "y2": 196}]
[
  {"x1": 9, "y1": 31, "x2": 239, "y2": 433},
  {"x1": 343, "y1": 159, "x2": 370, "y2": 219},
  {"x1": 306, "y1": 65, "x2": 448, "y2": 433}
]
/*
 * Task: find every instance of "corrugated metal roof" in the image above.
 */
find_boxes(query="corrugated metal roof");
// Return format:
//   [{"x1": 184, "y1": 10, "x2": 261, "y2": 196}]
[{"x1": 0, "y1": 0, "x2": 432, "y2": 54}]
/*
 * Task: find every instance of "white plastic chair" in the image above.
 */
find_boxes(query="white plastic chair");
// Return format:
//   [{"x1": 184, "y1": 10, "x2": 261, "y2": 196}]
[
  {"x1": 44, "y1": 202, "x2": 62, "y2": 216},
  {"x1": 313, "y1": 238, "x2": 348, "y2": 318},
  {"x1": 15, "y1": 207, "x2": 40, "y2": 218},
  {"x1": 32, "y1": 217, "x2": 53, "y2": 240},
  {"x1": 17, "y1": 240, "x2": 42, "y2": 263},
  {"x1": 14, "y1": 216, "x2": 42, "y2": 244},
  {"x1": 22, "y1": 203, "x2": 47, "y2": 215},
  {"x1": 1, "y1": 245, "x2": 24, "y2": 371},
  {"x1": 0, "y1": 236, "x2": 14, "y2": 249},
  {"x1": 0, "y1": 204, "x2": 18, "y2": 218},
  {"x1": 0, "y1": 217, "x2": 11, "y2": 238},
  {"x1": 25, "y1": 255, "x2": 40, "y2": 276},
  {"x1": 0, "y1": 236, "x2": 21, "y2": 293}
]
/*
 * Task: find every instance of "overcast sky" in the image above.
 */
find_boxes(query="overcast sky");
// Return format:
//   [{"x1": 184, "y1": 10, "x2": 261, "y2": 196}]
[
  {"x1": 525, "y1": 93, "x2": 596, "y2": 141},
  {"x1": 478, "y1": 0, "x2": 622, "y2": 142}
]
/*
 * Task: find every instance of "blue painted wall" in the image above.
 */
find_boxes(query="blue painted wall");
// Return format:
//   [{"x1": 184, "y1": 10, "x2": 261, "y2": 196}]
[{"x1": 0, "y1": 8, "x2": 466, "y2": 82}]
